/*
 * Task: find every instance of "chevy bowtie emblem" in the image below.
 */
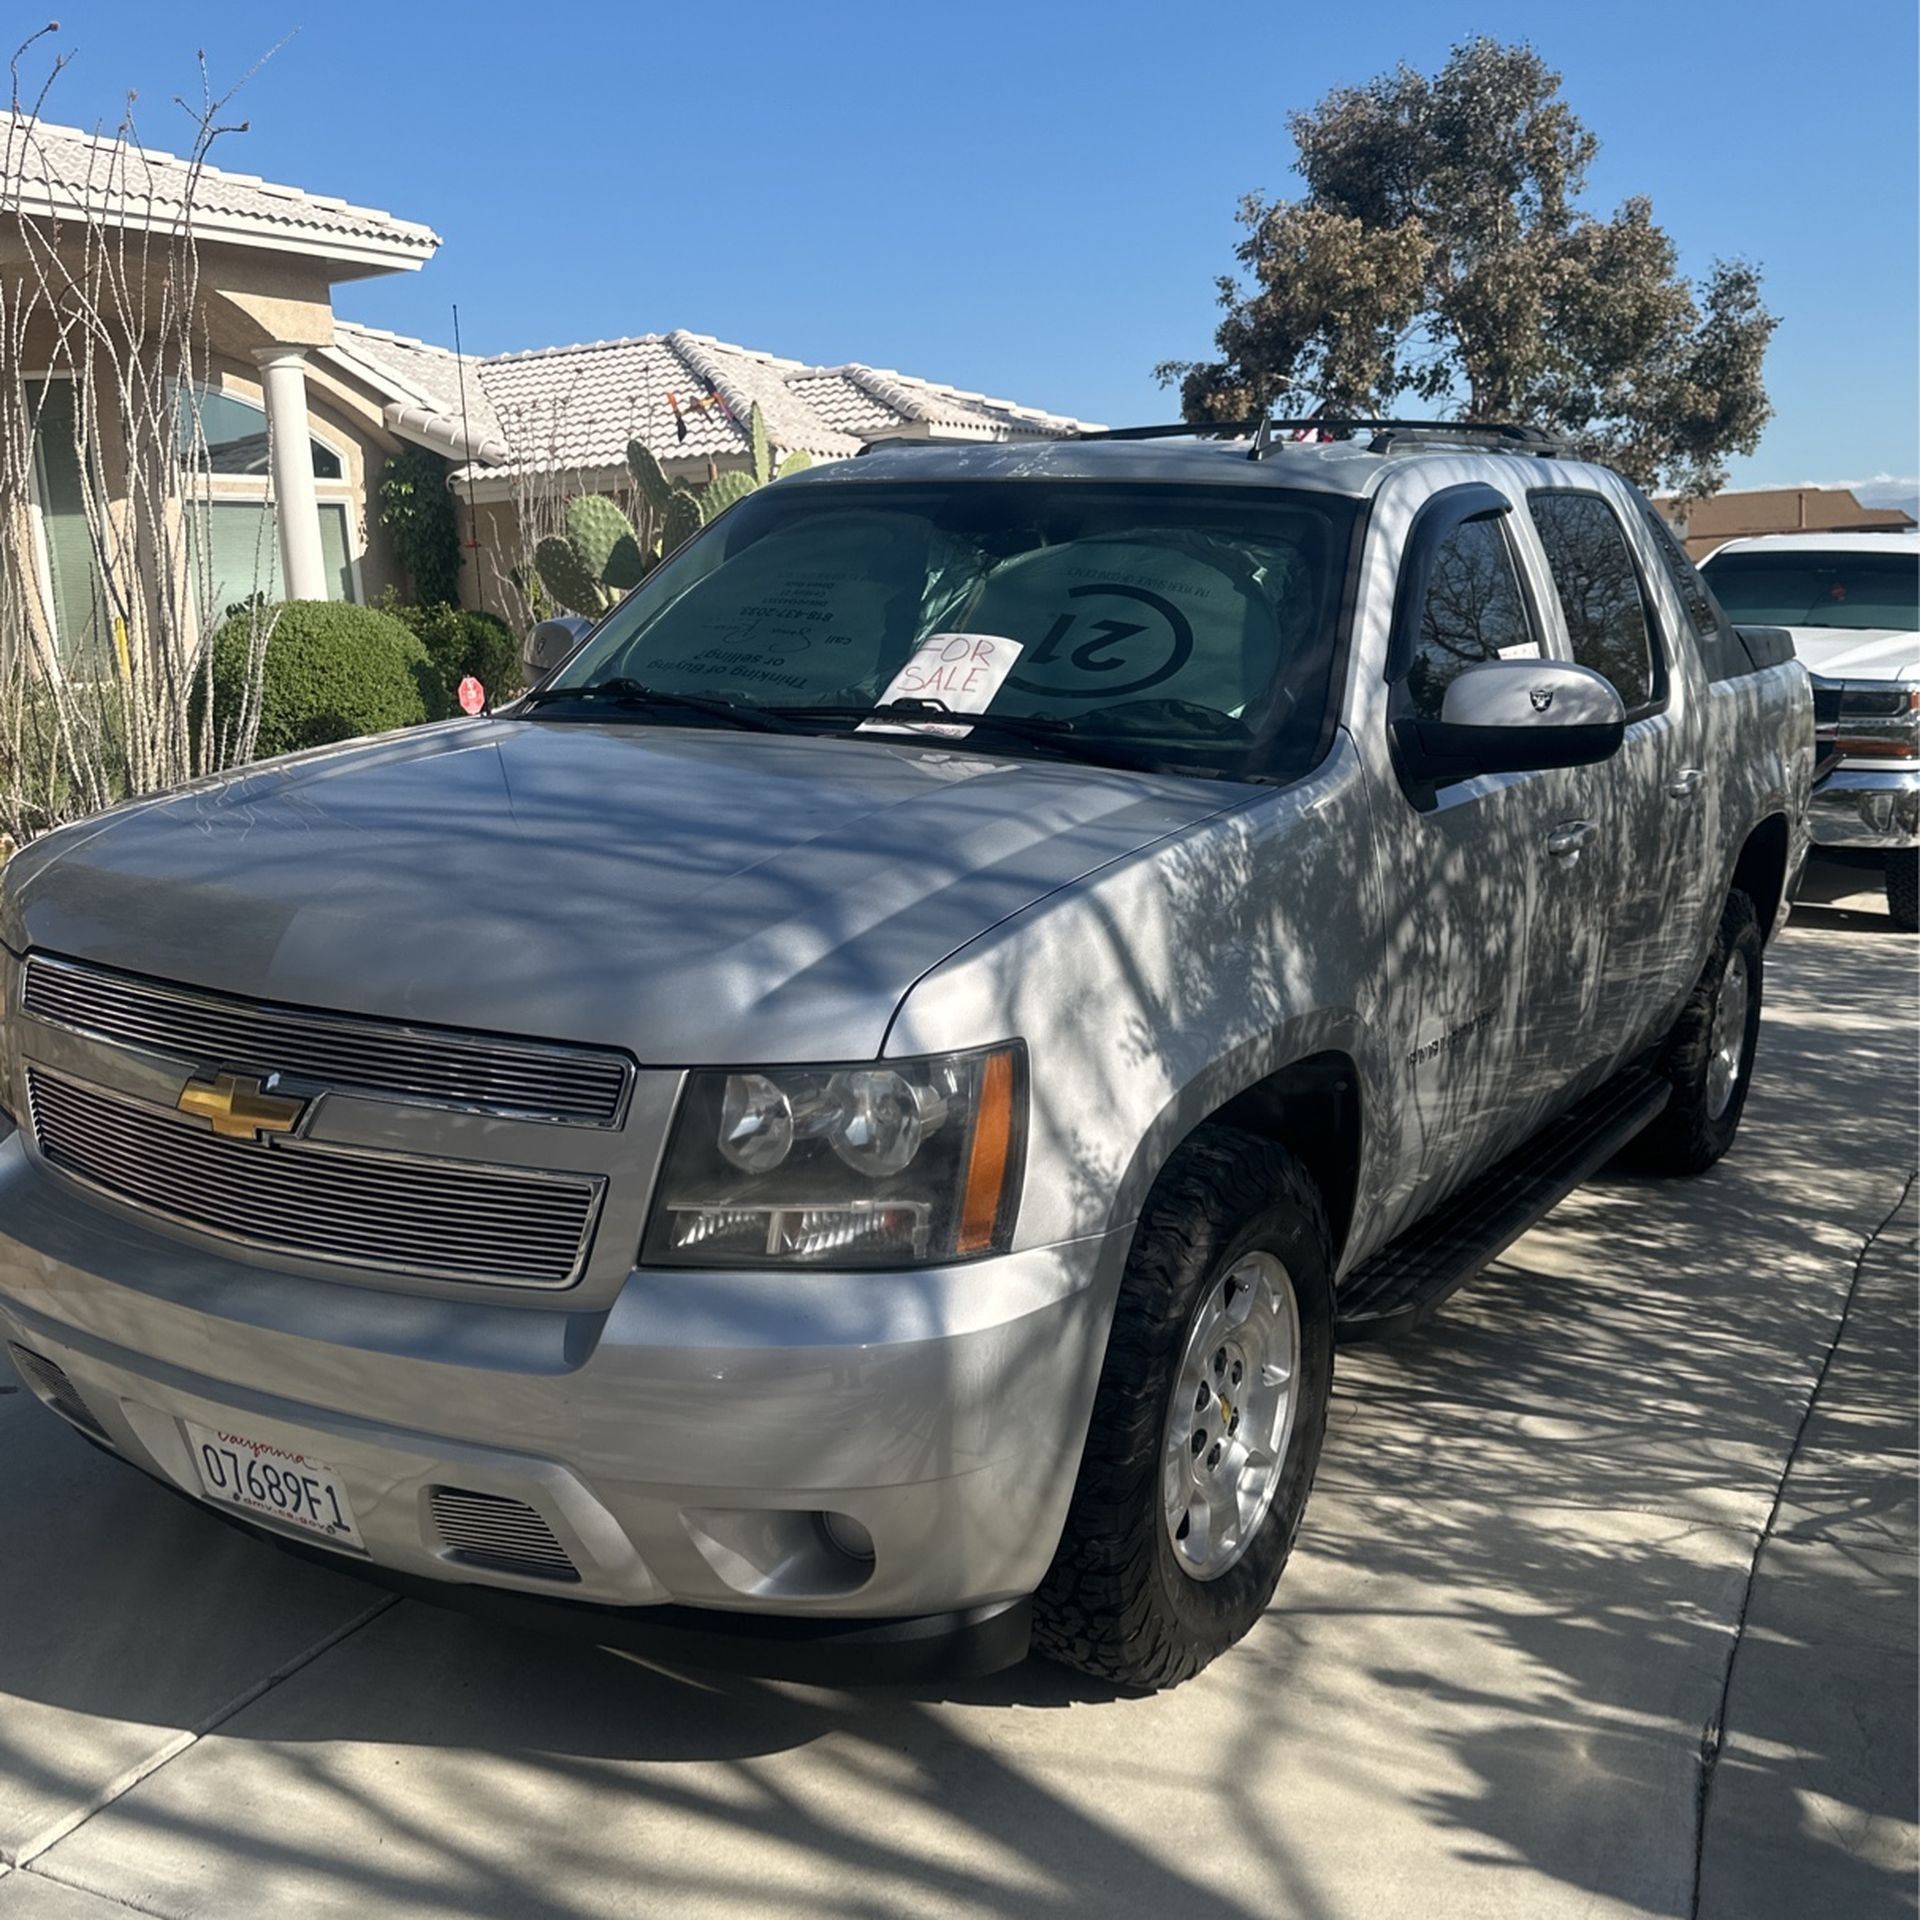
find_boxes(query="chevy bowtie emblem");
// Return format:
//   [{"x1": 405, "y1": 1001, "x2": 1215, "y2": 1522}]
[{"x1": 176, "y1": 1073, "x2": 304, "y2": 1142}]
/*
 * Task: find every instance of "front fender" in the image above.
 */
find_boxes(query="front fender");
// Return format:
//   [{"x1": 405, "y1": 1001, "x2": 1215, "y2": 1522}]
[{"x1": 885, "y1": 740, "x2": 1395, "y2": 1251}]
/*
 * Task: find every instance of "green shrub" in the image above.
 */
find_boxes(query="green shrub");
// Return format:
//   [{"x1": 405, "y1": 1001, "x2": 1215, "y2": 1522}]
[
  {"x1": 378, "y1": 446, "x2": 462, "y2": 608},
  {"x1": 388, "y1": 602, "x2": 521, "y2": 708},
  {"x1": 206, "y1": 600, "x2": 441, "y2": 760}
]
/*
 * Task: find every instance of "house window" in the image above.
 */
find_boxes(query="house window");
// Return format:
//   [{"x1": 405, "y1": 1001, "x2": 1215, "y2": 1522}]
[
  {"x1": 179, "y1": 385, "x2": 343, "y2": 479},
  {"x1": 190, "y1": 500, "x2": 354, "y2": 619},
  {"x1": 179, "y1": 380, "x2": 357, "y2": 618},
  {"x1": 26, "y1": 377, "x2": 110, "y2": 670}
]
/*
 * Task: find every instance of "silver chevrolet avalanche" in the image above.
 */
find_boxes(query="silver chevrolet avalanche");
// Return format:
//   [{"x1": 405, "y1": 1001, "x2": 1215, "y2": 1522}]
[{"x1": 0, "y1": 424, "x2": 1812, "y2": 1688}]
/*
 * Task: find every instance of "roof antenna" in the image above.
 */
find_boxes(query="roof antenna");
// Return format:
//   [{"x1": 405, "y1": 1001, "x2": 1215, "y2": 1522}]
[
  {"x1": 1246, "y1": 412, "x2": 1273, "y2": 462},
  {"x1": 451, "y1": 303, "x2": 489, "y2": 616}
]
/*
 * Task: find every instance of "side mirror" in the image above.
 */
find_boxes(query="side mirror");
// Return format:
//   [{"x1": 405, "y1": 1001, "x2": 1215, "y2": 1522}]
[
  {"x1": 1396, "y1": 659, "x2": 1626, "y2": 780},
  {"x1": 523, "y1": 616, "x2": 593, "y2": 686}
]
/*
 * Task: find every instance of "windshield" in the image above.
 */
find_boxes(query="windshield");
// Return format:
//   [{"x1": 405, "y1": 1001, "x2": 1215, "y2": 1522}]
[
  {"x1": 1702, "y1": 547, "x2": 1920, "y2": 632},
  {"x1": 533, "y1": 480, "x2": 1360, "y2": 780}
]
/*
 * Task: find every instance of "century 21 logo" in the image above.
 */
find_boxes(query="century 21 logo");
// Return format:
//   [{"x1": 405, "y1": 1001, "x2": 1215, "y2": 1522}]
[{"x1": 1008, "y1": 584, "x2": 1195, "y2": 699}]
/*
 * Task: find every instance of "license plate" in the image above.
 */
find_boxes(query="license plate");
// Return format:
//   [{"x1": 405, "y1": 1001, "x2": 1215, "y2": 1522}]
[{"x1": 184, "y1": 1421, "x2": 364, "y2": 1551}]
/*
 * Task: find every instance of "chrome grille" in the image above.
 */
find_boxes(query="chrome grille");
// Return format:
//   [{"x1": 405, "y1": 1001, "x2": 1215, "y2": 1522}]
[
  {"x1": 428, "y1": 1486, "x2": 580, "y2": 1582},
  {"x1": 27, "y1": 1069, "x2": 603, "y2": 1290},
  {"x1": 22, "y1": 954, "x2": 631, "y2": 1127},
  {"x1": 7, "y1": 1341, "x2": 109, "y2": 1441}
]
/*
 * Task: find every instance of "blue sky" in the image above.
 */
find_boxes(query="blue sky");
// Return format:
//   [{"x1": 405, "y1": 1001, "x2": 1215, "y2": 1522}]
[{"x1": 26, "y1": 1, "x2": 1919, "y2": 494}]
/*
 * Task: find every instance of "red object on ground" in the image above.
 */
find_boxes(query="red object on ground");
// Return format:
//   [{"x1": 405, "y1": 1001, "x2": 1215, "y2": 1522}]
[{"x1": 458, "y1": 676, "x2": 486, "y2": 715}]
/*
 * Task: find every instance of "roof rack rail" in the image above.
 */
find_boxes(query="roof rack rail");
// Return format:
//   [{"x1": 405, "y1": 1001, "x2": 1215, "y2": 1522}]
[
  {"x1": 852, "y1": 418, "x2": 1574, "y2": 460},
  {"x1": 1072, "y1": 417, "x2": 1570, "y2": 460},
  {"x1": 1338, "y1": 419, "x2": 1570, "y2": 458},
  {"x1": 1069, "y1": 421, "x2": 1264, "y2": 442}
]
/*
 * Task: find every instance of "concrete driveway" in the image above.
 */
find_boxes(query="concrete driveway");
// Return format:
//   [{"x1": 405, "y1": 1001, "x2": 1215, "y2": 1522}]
[{"x1": 1, "y1": 859, "x2": 1913, "y2": 1920}]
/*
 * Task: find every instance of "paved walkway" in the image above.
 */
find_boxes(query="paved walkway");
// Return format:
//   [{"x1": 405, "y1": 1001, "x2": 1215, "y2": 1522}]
[
  {"x1": 0, "y1": 862, "x2": 1913, "y2": 1920},
  {"x1": 1697, "y1": 1178, "x2": 1917, "y2": 1919}
]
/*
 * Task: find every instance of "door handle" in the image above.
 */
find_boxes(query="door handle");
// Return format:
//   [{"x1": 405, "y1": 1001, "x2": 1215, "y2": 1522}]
[
  {"x1": 1667, "y1": 767, "x2": 1705, "y2": 800},
  {"x1": 1547, "y1": 819, "x2": 1599, "y2": 859}
]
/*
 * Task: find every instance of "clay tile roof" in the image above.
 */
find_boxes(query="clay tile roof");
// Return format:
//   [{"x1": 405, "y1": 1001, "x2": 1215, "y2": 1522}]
[
  {"x1": 325, "y1": 323, "x2": 509, "y2": 465},
  {"x1": 0, "y1": 112, "x2": 438, "y2": 268},
  {"x1": 452, "y1": 329, "x2": 1099, "y2": 480}
]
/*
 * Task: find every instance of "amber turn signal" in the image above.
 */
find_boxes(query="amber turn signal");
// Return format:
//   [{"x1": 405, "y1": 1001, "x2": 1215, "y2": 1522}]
[{"x1": 957, "y1": 1047, "x2": 1019, "y2": 1254}]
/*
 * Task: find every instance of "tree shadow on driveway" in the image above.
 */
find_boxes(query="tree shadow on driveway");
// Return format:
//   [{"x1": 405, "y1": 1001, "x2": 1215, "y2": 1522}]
[{"x1": 2, "y1": 921, "x2": 1913, "y2": 1920}]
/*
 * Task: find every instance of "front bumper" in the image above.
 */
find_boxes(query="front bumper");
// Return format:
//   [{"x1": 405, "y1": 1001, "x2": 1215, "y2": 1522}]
[
  {"x1": 1807, "y1": 766, "x2": 1920, "y2": 850},
  {"x1": 0, "y1": 1123, "x2": 1130, "y2": 1661},
  {"x1": 93, "y1": 1454, "x2": 1037, "y2": 1682}
]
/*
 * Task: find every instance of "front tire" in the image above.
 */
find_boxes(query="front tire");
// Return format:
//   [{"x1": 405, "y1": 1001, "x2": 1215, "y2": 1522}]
[
  {"x1": 1622, "y1": 889, "x2": 1764, "y2": 1177},
  {"x1": 1886, "y1": 850, "x2": 1919, "y2": 932},
  {"x1": 1033, "y1": 1127, "x2": 1335, "y2": 1690}
]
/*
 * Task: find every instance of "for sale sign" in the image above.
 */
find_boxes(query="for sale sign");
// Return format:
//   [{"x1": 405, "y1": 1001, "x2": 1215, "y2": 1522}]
[{"x1": 860, "y1": 632, "x2": 1024, "y2": 738}]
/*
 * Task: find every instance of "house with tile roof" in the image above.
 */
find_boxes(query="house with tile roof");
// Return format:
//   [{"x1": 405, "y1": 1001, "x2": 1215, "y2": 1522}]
[{"x1": 4, "y1": 112, "x2": 1092, "y2": 659}]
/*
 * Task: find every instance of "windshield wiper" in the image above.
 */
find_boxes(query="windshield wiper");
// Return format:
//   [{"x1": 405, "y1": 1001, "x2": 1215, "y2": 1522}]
[
  {"x1": 765, "y1": 698, "x2": 1166, "y2": 771},
  {"x1": 517, "y1": 678, "x2": 798, "y2": 733}
]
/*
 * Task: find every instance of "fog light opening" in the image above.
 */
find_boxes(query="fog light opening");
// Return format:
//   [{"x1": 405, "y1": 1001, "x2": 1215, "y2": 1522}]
[{"x1": 818, "y1": 1511, "x2": 876, "y2": 1564}]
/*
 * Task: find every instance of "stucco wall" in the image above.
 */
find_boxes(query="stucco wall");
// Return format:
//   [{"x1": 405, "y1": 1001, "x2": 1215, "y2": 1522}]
[
  {"x1": 455, "y1": 495, "x2": 537, "y2": 625},
  {"x1": 3, "y1": 234, "x2": 419, "y2": 653}
]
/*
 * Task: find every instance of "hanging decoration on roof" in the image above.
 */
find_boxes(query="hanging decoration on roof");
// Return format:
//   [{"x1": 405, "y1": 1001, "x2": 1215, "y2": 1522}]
[{"x1": 664, "y1": 379, "x2": 737, "y2": 443}]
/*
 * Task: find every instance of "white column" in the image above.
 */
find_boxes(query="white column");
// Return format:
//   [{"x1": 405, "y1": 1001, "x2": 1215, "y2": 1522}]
[{"x1": 252, "y1": 346, "x2": 329, "y2": 602}]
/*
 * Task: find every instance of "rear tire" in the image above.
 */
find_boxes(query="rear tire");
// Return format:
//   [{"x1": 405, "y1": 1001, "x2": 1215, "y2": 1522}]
[
  {"x1": 1033, "y1": 1127, "x2": 1334, "y2": 1691},
  {"x1": 1886, "y1": 850, "x2": 1919, "y2": 932},
  {"x1": 1622, "y1": 889, "x2": 1764, "y2": 1177}
]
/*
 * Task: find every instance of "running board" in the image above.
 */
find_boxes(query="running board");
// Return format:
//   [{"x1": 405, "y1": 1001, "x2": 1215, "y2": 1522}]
[{"x1": 1335, "y1": 1068, "x2": 1672, "y2": 1342}]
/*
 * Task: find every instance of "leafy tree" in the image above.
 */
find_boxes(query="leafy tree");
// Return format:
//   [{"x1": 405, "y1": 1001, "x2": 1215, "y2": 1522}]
[{"x1": 1158, "y1": 38, "x2": 1777, "y2": 499}]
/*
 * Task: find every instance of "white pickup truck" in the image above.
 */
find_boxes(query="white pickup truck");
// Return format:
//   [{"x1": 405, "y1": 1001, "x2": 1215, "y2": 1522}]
[{"x1": 1702, "y1": 529, "x2": 1920, "y2": 928}]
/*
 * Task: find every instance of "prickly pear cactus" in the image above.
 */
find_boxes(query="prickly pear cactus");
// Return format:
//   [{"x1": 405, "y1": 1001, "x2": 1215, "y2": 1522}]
[
  {"x1": 626, "y1": 439, "x2": 674, "y2": 514},
  {"x1": 602, "y1": 530, "x2": 649, "y2": 590},
  {"x1": 661, "y1": 487, "x2": 704, "y2": 557},
  {"x1": 566, "y1": 495, "x2": 638, "y2": 582},
  {"x1": 776, "y1": 449, "x2": 812, "y2": 479},
  {"x1": 534, "y1": 535, "x2": 608, "y2": 617},
  {"x1": 748, "y1": 402, "x2": 772, "y2": 487},
  {"x1": 701, "y1": 470, "x2": 759, "y2": 522}
]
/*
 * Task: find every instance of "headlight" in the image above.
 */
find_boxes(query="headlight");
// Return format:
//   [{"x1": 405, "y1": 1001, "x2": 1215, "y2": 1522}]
[
  {"x1": 1827, "y1": 681, "x2": 1920, "y2": 760},
  {"x1": 643, "y1": 1044, "x2": 1026, "y2": 1268}
]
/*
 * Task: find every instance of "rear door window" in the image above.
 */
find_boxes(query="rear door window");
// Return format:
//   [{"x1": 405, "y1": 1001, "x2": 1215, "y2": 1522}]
[
  {"x1": 1635, "y1": 501, "x2": 1724, "y2": 639},
  {"x1": 1529, "y1": 491, "x2": 1661, "y2": 714}
]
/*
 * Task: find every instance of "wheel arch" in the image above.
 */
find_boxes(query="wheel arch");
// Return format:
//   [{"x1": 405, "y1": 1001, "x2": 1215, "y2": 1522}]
[
  {"x1": 1206, "y1": 1053, "x2": 1364, "y2": 1270},
  {"x1": 1111, "y1": 1028, "x2": 1375, "y2": 1274},
  {"x1": 1732, "y1": 811, "x2": 1791, "y2": 941}
]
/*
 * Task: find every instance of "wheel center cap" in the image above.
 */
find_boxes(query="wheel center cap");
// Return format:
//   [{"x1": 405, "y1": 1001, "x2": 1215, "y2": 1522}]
[{"x1": 1218, "y1": 1393, "x2": 1233, "y2": 1427}]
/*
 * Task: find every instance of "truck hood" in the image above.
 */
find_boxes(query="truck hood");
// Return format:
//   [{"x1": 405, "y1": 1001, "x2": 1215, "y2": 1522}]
[
  {"x1": 1778, "y1": 626, "x2": 1920, "y2": 680},
  {"x1": 1, "y1": 720, "x2": 1234, "y2": 1062}
]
